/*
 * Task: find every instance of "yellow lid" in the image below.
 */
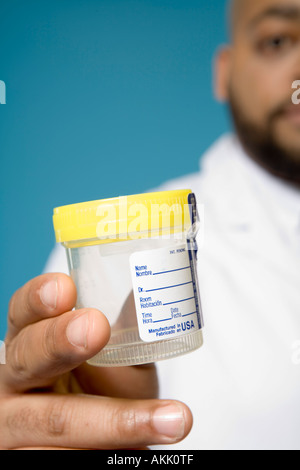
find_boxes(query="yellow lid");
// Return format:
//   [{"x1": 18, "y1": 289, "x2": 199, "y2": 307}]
[{"x1": 53, "y1": 190, "x2": 193, "y2": 247}]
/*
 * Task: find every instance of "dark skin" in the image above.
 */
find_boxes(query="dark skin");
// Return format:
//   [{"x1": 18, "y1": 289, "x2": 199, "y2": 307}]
[
  {"x1": 2, "y1": 0, "x2": 300, "y2": 450},
  {"x1": 217, "y1": 0, "x2": 300, "y2": 184},
  {"x1": 0, "y1": 274, "x2": 192, "y2": 449}
]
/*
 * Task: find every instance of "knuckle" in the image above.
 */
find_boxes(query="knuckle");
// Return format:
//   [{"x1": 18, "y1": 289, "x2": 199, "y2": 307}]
[
  {"x1": 6, "y1": 402, "x2": 36, "y2": 434},
  {"x1": 41, "y1": 320, "x2": 60, "y2": 363},
  {"x1": 7, "y1": 332, "x2": 42, "y2": 386},
  {"x1": 7, "y1": 334, "x2": 28, "y2": 380},
  {"x1": 110, "y1": 406, "x2": 139, "y2": 444},
  {"x1": 4, "y1": 398, "x2": 71, "y2": 443},
  {"x1": 4, "y1": 398, "x2": 44, "y2": 447},
  {"x1": 45, "y1": 399, "x2": 71, "y2": 437},
  {"x1": 6, "y1": 319, "x2": 63, "y2": 388}
]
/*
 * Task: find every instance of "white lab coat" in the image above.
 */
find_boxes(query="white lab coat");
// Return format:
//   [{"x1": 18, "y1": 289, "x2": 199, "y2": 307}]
[{"x1": 45, "y1": 134, "x2": 300, "y2": 450}]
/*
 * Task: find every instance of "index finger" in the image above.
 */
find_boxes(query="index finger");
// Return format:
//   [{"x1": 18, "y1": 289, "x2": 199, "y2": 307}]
[{"x1": 6, "y1": 273, "x2": 77, "y2": 340}]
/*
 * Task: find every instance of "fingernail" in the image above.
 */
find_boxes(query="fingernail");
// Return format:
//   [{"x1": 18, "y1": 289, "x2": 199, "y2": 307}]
[
  {"x1": 152, "y1": 404, "x2": 185, "y2": 441},
  {"x1": 40, "y1": 280, "x2": 58, "y2": 309},
  {"x1": 66, "y1": 313, "x2": 89, "y2": 349}
]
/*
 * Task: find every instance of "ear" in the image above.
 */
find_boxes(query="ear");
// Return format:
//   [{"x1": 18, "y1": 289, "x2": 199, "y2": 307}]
[{"x1": 214, "y1": 46, "x2": 232, "y2": 102}]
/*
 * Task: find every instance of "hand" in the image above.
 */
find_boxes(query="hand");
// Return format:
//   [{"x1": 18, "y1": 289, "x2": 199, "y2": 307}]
[{"x1": 0, "y1": 274, "x2": 193, "y2": 450}]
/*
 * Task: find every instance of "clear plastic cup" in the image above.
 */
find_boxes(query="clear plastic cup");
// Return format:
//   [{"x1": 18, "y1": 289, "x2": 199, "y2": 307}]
[{"x1": 53, "y1": 190, "x2": 204, "y2": 367}]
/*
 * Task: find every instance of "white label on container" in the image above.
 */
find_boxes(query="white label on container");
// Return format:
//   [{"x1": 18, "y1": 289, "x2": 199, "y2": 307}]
[{"x1": 130, "y1": 244, "x2": 202, "y2": 343}]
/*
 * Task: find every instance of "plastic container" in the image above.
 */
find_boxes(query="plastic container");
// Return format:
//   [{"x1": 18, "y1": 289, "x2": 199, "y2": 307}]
[{"x1": 53, "y1": 190, "x2": 204, "y2": 367}]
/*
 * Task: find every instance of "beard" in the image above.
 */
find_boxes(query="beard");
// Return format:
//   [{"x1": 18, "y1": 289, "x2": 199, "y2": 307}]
[{"x1": 228, "y1": 88, "x2": 300, "y2": 185}]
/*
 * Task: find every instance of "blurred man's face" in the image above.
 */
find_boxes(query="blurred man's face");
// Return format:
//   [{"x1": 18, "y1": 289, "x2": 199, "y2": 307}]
[{"x1": 223, "y1": 0, "x2": 300, "y2": 183}]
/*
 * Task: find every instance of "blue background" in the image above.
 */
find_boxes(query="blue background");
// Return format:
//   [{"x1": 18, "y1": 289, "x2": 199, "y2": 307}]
[{"x1": 0, "y1": 0, "x2": 230, "y2": 338}]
